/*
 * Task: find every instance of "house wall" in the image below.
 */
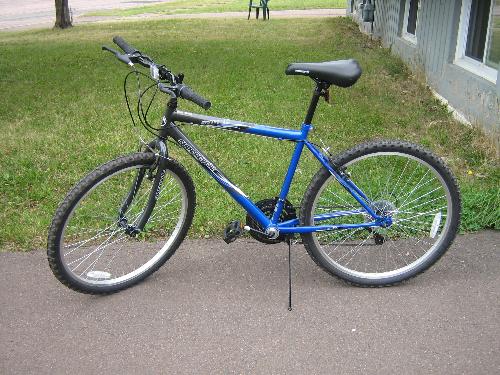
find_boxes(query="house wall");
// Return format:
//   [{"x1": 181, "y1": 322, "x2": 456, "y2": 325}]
[{"x1": 348, "y1": 0, "x2": 500, "y2": 141}]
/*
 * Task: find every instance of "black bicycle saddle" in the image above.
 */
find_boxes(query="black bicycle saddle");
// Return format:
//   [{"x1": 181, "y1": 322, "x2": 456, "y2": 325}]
[{"x1": 285, "y1": 59, "x2": 362, "y2": 88}]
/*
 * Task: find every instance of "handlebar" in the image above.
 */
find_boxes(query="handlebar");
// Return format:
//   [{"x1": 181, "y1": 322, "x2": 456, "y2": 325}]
[
  {"x1": 112, "y1": 36, "x2": 138, "y2": 55},
  {"x1": 178, "y1": 85, "x2": 212, "y2": 110},
  {"x1": 103, "y1": 35, "x2": 211, "y2": 110}
]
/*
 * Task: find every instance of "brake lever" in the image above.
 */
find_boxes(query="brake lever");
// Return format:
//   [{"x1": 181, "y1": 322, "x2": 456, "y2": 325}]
[
  {"x1": 157, "y1": 83, "x2": 177, "y2": 98},
  {"x1": 102, "y1": 45, "x2": 134, "y2": 66}
]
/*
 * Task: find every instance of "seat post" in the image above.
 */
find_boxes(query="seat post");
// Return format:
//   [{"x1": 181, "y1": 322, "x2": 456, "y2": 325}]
[{"x1": 304, "y1": 82, "x2": 327, "y2": 125}]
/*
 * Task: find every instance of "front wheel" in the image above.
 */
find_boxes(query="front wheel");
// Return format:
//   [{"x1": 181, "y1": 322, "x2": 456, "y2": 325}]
[
  {"x1": 300, "y1": 140, "x2": 460, "y2": 286},
  {"x1": 47, "y1": 153, "x2": 195, "y2": 294}
]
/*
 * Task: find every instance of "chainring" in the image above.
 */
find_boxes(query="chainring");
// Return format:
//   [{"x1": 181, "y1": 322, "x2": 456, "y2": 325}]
[{"x1": 245, "y1": 198, "x2": 297, "y2": 244}]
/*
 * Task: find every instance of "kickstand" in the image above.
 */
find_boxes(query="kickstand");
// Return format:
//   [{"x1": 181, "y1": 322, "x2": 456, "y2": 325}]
[{"x1": 286, "y1": 236, "x2": 293, "y2": 311}]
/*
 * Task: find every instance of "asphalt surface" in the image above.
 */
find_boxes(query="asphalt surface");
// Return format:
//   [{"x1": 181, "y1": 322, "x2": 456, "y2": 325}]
[
  {"x1": 0, "y1": 231, "x2": 499, "y2": 374},
  {"x1": 0, "y1": 0, "x2": 171, "y2": 30}
]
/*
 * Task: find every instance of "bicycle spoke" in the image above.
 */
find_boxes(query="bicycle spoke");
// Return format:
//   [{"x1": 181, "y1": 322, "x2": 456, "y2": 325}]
[
  {"x1": 398, "y1": 185, "x2": 443, "y2": 210},
  {"x1": 394, "y1": 206, "x2": 447, "y2": 224},
  {"x1": 398, "y1": 173, "x2": 436, "y2": 207},
  {"x1": 102, "y1": 237, "x2": 128, "y2": 274},
  {"x1": 324, "y1": 186, "x2": 356, "y2": 210},
  {"x1": 68, "y1": 227, "x2": 123, "y2": 270},
  {"x1": 389, "y1": 158, "x2": 410, "y2": 197},
  {"x1": 80, "y1": 234, "x2": 127, "y2": 277},
  {"x1": 343, "y1": 233, "x2": 372, "y2": 266},
  {"x1": 64, "y1": 223, "x2": 117, "y2": 255},
  {"x1": 394, "y1": 165, "x2": 419, "y2": 202},
  {"x1": 322, "y1": 228, "x2": 364, "y2": 257},
  {"x1": 399, "y1": 194, "x2": 447, "y2": 213},
  {"x1": 391, "y1": 224, "x2": 424, "y2": 259}
]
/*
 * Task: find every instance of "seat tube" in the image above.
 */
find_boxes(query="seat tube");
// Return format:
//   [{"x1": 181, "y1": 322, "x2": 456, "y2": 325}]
[
  {"x1": 304, "y1": 83, "x2": 324, "y2": 125},
  {"x1": 271, "y1": 137, "x2": 307, "y2": 224}
]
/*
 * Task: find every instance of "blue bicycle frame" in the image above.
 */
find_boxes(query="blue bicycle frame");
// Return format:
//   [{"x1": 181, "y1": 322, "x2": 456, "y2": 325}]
[
  {"x1": 162, "y1": 107, "x2": 391, "y2": 236},
  {"x1": 157, "y1": 77, "x2": 393, "y2": 237}
]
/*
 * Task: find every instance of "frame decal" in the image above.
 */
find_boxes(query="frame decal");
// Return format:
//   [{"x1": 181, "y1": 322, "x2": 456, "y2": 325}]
[{"x1": 176, "y1": 138, "x2": 248, "y2": 198}]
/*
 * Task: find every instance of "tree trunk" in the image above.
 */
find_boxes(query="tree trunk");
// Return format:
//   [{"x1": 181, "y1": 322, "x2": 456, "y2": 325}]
[{"x1": 54, "y1": 0, "x2": 72, "y2": 29}]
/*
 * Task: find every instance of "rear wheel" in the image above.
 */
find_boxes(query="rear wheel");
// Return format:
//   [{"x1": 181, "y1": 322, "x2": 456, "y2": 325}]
[
  {"x1": 300, "y1": 140, "x2": 460, "y2": 286},
  {"x1": 47, "y1": 153, "x2": 195, "y2": 294}
]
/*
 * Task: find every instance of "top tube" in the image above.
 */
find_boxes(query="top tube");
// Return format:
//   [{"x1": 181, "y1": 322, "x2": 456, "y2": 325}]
[{"x1": 171, "y1": 110, "x2": 311, "y2": 141}]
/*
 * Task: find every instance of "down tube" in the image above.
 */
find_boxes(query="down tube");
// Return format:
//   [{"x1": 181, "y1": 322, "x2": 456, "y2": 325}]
[{"x1": 165, "y1": 125, "x2": 272, "y2": 228}]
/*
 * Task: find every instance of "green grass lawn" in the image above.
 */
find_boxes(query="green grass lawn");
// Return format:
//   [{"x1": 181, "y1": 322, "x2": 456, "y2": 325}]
[
  {"x1": 85, "y1": 0, "x2": 345, "y2": 17},
  {"x1": 0, "y1": 17, "x2": 498, "y2": 251}
]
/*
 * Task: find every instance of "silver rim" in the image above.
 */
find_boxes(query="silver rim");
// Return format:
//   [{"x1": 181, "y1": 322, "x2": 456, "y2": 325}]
[
  {"x1": 59, "y1": 164, "x2": 188, "y2": 287},
  {"x1": 311, "y1": 152, "x2": 453, "y2": 281}
]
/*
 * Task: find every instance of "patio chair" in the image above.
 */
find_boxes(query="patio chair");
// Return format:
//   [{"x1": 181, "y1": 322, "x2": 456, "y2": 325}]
[{"x1": 248, "y1": 0, "x2": 270, "y2": 20}]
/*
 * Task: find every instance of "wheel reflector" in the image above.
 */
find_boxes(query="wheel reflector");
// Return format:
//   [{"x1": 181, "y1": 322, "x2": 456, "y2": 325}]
[
  {"x1": 430, "y1": 211, "x2": 442, "y2": 238},
  {"x1": 86, "y1": 271, "x2": 111, "y2": 279}
]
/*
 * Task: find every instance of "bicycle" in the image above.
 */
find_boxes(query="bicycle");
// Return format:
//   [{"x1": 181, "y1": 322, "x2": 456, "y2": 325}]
[{"x1": 47, "y1": 37, "x2": 461, "y2": 295}]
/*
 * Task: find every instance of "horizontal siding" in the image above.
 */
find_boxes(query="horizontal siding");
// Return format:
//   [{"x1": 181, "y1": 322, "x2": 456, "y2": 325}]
[
  {"x1": 349, "y1": 0, "x2": 499, "y2": 138},
  {"x1": 417, "y1": 0, "x2": 456, "y2": 80},
  {"x1": 353, "y1": 0, "x2": 456, "y2": 74}
]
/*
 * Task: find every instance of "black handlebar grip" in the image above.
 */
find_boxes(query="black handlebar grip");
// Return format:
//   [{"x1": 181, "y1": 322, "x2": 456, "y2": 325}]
[
  {"x1": 112, "y1": 36, "x2": 137, "y2": 54},
  {"x1": 179, "y1": 85, "x2": 211, "y2": 110}
]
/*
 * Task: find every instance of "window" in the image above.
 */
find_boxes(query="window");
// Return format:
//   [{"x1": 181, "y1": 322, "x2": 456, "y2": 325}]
[
  {"x1": 485, "y1": 1, "x2": 500, "y2": 70},
  {"x1": 455, "y1": 0, "x2": 499, "y2": 82},
  {"x1": 402, "y1": 0, "x2": 420, "y2": 43}
]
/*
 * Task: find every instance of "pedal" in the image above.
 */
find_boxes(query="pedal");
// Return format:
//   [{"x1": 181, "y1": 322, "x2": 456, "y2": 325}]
[{"x1": 223, "y1": 220, "x2": 243, "y2": 244}]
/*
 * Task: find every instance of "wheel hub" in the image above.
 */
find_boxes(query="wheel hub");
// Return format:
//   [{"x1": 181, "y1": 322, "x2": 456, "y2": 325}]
[
  {"x1": 118, "y1": 216, "x2": 141, "y2": 237},
  {"x1": 371, "y1": 199, "x2": 396, "y2": 216},
  {"x1": 367, "y1": 200, "x2": 396, "y2": 244}
]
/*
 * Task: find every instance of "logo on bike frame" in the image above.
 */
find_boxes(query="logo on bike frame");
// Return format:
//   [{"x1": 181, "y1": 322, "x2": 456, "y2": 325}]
[
  {"x1": 200, "y1": 119, "x2": 249, "y2": 131},
  {"x1": 177, "y1": 139, "x2": 248, "y2": 197}
]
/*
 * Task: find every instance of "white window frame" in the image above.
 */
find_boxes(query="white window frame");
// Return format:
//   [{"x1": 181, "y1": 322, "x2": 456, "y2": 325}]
[
  {"x1": 402, "y1": 0, "x2": 420, "y2": 44},
  {"x1": 454, "y1": 0, "x2": 498, "y2": 83}
]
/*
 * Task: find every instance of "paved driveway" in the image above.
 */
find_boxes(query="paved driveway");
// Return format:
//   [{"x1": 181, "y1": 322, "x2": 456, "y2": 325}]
[
  {"x1": 0, "y1": 0, "x2": 172, "y2": 30},
  {"x1": 0, "y1": 1, "x2": 345, "y2": 30},
  {"x1": 0, "y1": 231, "x2": 498, "y2": 374}
]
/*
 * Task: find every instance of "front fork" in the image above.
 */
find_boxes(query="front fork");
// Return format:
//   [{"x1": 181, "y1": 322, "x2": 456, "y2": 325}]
[{"x1": 118, "y1": 138, "x2": 169, "y2": 236}]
